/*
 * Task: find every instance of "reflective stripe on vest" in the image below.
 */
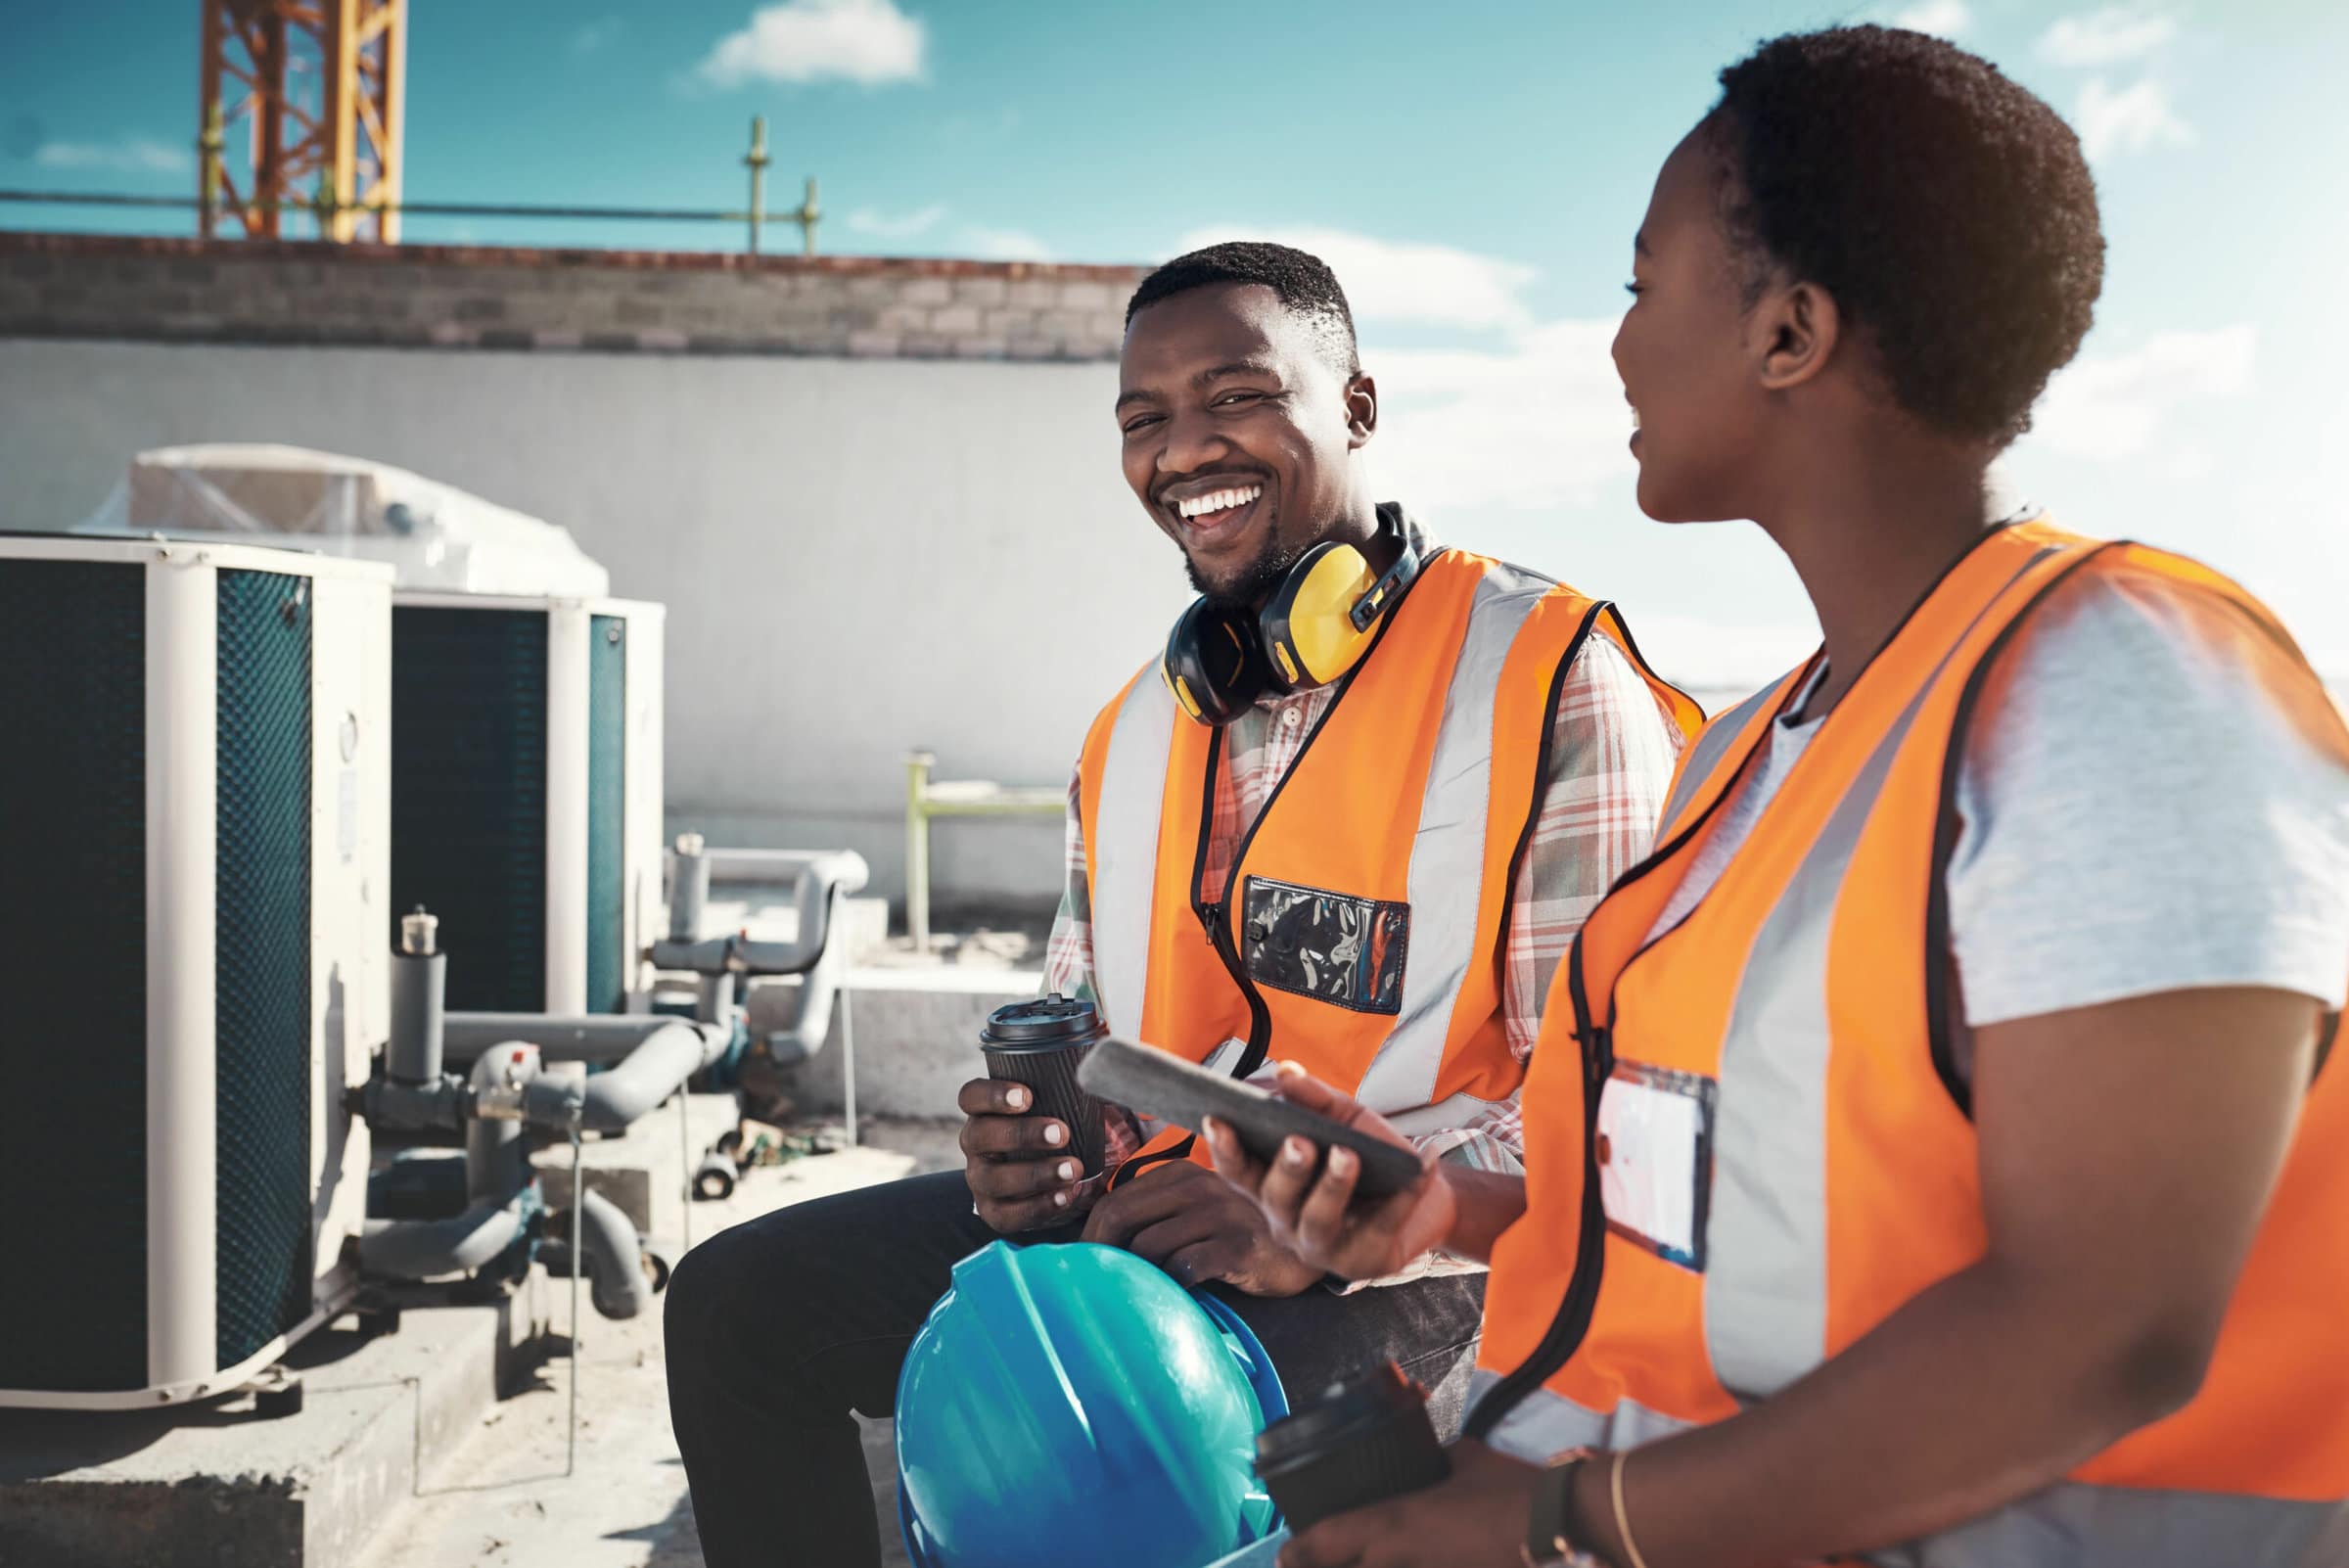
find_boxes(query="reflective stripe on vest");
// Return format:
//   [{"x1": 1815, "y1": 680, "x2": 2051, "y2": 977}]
[
  {"x1": 1475, "y1": 521, "x2": 2349, "y2": 1565},
  {"x1": 1465, "y1": 1376, "x2": 2349, "y2": 1568},
  {"x1": 1079, "y1": 547, "x2": 1699, "y2": 1140}
]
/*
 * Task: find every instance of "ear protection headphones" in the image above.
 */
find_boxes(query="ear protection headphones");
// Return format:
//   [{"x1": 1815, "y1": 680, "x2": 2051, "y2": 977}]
[{"x1": 1161, "y1": 507, "x2": 1423, "y2": 726}]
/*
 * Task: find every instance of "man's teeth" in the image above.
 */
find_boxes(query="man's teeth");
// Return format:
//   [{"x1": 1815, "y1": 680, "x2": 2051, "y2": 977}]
[
  {"x1": 1176, "y1": 484, "x2": 1264, "y2": 520},
  {"x1": 1631, "y1": 406, "x2": 1641, "y2": 431}
]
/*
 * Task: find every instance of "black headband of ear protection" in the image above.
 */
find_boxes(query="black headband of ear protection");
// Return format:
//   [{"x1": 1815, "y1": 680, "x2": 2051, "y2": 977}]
[{"x1": 1161, "y1": 504, "x2": 1422, "y2": 727}]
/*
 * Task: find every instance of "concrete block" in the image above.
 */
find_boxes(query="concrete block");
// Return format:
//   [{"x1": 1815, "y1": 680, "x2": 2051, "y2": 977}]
[
  {"x1": 761, "y1": 969, "x2": 1042, "y2": 1119},
  {"x1": 898, "y1": 277, "x2": 953, "y2": 307},
  {"x1": 1005, "y1": 279, "x2": 1060, "y2": 309},
  {"x1": 926, "y1": 305, "x2": 982, "y2": 336},
  {"x1": 952, "y1": 277, "x2": 1008, "y2": 307},
  {"x1": 949, "y1": 338, "x2": 1009, "y2": 359},
  {"x1": 0, "y1": 1293, "x2": 546, "y2": 1568},
  {"x1": 1059, "y1": 281, "x2": 1116, "y2": 313},
  {"x1": 847, "y1": 330, "x2": 901, "y2": 357}
]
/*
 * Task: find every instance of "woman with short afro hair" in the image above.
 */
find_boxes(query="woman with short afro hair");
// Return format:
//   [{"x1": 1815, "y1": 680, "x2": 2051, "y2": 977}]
[{"x1": 1208, "y1": 24, "x2": 2349, "y2": 1568}]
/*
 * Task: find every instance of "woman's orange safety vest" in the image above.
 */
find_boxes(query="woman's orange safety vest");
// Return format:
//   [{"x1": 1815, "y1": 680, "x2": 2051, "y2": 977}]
[
  {"x1": 1468, "y1": 521, "x2": 2349, "y2": 1565},
  {"x1": 1079, "y1": 544, "x2": 1698, "y2": 1179}
]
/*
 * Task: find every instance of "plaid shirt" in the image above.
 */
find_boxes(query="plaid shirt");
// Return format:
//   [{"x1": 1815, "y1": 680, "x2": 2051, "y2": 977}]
[{"x1": 1046, "y1": 586, "x2": 1685, "y2": 1205}]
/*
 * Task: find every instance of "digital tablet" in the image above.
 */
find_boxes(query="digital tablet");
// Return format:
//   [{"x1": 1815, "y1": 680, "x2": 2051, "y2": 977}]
[{"x1": 1077, "y1": 1037, "x2": 1427, "y2": 1201}]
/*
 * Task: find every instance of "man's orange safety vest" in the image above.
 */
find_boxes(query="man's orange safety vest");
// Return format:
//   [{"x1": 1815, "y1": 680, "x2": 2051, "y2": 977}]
[
  {"x1": 1469, "y1": 520, "x2": 2349, "y2": 1565},
  {"x1": 1078, "y1": 541, "x2": 1698, "y2": 1180}
]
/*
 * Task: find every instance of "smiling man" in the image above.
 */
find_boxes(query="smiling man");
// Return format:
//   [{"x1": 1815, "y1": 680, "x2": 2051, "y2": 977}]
[{"x1": 663, "y1": 242, "x2": 1695, "y2": 1568}]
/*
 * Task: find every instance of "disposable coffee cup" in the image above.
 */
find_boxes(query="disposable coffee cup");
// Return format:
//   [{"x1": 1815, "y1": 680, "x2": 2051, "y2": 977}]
[
  {"x1": 1254, "y1": 1360, "x2": 1452, "y2": 1532},
  {"x1": 979, "y1": 994, "x2": 1107, "y2": 1177}
]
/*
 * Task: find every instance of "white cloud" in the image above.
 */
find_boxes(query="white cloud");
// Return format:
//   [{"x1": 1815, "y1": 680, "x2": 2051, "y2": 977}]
[
  {"x1": 2038, "y1": 8, "x2": 2178, "y2": 67},
  {"x1": 34, "y1": 136, "x2": 191, "y2": 174},
  {"x1": 958, "y1": 225, "x2": 1052, "y2": 262},
  {"x1": 1369, "y1": 317, "x2": 1635, "y2": 514},
  {"x1": 1883, "y1": 0, "x2": 1971, "y2": 38},
  {"x1": 573, "y1": 18, "x2": 622, "y2": 54},
  {"x1": 697, "y1": 0, "x2": 924, "y2": 89},
  {"x1": 2074, "y1": 76, "x2": 2194, "y2": 160},
  {"x1": 1175, "y1": 225, "x2": 1539, "y2": 334},
  {"x1": 847, "y1": 203, "x2": 947, "y2": 240},
  {"x1": 2029, "y1": 325, "x2": 2254, "y2": 461}
]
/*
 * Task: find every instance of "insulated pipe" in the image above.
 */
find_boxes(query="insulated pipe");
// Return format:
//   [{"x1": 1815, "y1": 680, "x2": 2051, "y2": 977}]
[
  {"x1": 358, "y1": 1192, "x2": 532, "y2": 1280},
  {"x1": 761, "y1": 886, "x2": 847, "y2": 1066},
  {"x1": 538, "y1": 1188, "x2": 657, "y2": 1319},
  {"x1": 668, "y1": 833, "x2": 711, "y2": 944},
  {"x1": 653, "y1": 849, "x2": 870, "y2": 977},
  {"x1": 701, "y1": 847, "x2": 870, "y2": 888},
  {"x1": 389, "y1": 909, "x2": 446, "y2": 1084},
  {"x1": 441, "y1": 1012, "x2": 684, "y2": 1066},
  {"x1": 575, "y1": 1021, "x2": 729, "y2": 1131},
  {"x1": 465, "y1": 1045, "x2": 543, "y2": 1202}
]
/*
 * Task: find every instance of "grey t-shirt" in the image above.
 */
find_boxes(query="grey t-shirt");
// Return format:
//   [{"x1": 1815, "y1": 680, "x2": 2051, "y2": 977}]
[{"x1": 1650, "y1": 566, "x2": 2349, "y2": 1032}]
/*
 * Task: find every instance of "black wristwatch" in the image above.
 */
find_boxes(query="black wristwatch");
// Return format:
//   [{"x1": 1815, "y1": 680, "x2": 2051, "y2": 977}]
[{"x1": 1522, "y1": 1451, "x2": 1613, "y2": 1568}]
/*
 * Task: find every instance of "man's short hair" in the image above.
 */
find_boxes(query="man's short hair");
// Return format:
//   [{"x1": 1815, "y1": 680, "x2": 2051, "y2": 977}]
[
  {"x1": 1706, "y1": 24, "x2": 2104, "y2": 446},
  {"x1": 1126, "y1": 241, "x2": 1362, "y2": 377}
]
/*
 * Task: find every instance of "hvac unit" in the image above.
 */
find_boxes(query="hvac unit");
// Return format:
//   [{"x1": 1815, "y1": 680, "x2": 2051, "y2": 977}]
[
  {"x1": 0, "y1": 536, "x2": 390, "y2": 1408},
  {"x1": 391, "y1": 594, "x2": 665, "y2": 1016}
]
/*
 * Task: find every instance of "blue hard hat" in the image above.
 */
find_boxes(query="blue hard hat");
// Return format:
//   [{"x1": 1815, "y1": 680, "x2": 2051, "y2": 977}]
[{"x1": 896, "y1": 1240, "x2": 1289, "y2": 1568}]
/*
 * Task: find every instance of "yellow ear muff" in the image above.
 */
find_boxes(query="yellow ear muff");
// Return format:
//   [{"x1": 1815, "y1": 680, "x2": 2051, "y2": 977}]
[{"x1": 1265, "y1": 543, "x2": 1380, "y2": 688}]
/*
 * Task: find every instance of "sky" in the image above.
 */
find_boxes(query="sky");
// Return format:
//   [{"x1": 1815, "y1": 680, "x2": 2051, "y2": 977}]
[{"x1": 6, "y1": 0, "x2": 2347, "y2": 685}]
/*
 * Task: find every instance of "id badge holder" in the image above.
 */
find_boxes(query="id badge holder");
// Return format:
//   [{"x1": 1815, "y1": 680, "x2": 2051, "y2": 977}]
[{"x1": 1595, "y1": 1060, "x2": 1718, "y2": 1271}]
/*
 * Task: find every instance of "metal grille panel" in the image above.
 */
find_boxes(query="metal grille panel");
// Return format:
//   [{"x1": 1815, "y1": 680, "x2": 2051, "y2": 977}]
[
  {"x1": 0, "y1": 559, "x2": 150, "y2": 1393},
  {"x1": 392, "y1": 607, "x2": 548, "y2": 1010},
  {"x1": 214, "y1": 569, "x2": 315, "y2": 1371},
  {"x1": 585, "y1": 615, "x2": 627, "y2": 1014}
]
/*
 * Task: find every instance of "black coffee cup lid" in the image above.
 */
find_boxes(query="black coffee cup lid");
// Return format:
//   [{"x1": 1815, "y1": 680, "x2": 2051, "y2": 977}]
[
  {"x1": 1254, "y1": 1360, "x2": 1425, "y2": 1471},
  {"x1": 981, "y1": 992, "x2": 1100, "y2": 1048}
]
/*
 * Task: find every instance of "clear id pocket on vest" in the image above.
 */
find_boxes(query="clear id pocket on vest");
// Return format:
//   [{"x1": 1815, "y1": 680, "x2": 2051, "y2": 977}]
[
  {"x1": 1238, "y1": 875, "x2": 1409, "y2": 1016},
  {"x1": 1596, "y1": 1060, "x2": 1719, "y2": 1271}
]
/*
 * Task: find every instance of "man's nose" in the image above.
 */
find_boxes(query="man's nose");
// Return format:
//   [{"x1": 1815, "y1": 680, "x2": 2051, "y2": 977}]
[{"x1": 1157, "y1": 405, "x2": 1228, "y2": 479}]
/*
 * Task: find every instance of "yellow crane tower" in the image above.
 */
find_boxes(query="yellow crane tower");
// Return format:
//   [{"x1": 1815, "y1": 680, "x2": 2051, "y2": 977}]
[{"x1": 198, "y1": 0, "x2": 406, "y2": 242}]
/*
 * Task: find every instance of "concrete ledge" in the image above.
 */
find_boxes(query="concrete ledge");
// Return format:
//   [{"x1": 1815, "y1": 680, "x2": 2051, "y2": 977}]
[{"x1": 0, "y1": 1290, "x2": 546, "y2": 1568}]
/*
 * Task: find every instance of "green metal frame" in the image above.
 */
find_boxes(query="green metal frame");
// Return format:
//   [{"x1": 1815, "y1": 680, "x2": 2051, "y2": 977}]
[{"x1": 902, "y1": 751, "x2": 1062, "y2": 952}]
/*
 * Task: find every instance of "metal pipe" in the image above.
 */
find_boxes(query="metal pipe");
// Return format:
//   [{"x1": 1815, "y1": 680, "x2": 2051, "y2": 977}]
[
  {"x1": 538, "y1": 1188, "x2": 657, "y2": 1320},
  {"x1": 0, "y1": 190, "x2": 811, "y2": 223},
  {"x1": 744, "y1": 115, "x2": 769, "y2": 256}
]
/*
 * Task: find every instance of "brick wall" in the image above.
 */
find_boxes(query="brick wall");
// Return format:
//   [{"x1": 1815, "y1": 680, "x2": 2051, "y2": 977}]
[{"x1": 0, "y1": 233, "x2": 1144, "y2": 360}]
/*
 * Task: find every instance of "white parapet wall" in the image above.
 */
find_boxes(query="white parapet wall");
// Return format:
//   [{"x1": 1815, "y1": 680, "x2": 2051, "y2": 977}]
[{"x1": 0, "y1": 237, "x2": 1197, "y2": 912}]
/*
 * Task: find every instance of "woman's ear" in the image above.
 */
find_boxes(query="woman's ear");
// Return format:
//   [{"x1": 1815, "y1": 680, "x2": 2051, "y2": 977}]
[{"x1": 1754, "y1": 281, "x2": 1841, "y2": 392}]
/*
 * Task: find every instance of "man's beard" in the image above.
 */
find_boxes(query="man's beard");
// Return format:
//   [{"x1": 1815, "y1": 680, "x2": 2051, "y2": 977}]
[{"x1": 1185, "y1": 530, "x2": 1312, "y2": 610}]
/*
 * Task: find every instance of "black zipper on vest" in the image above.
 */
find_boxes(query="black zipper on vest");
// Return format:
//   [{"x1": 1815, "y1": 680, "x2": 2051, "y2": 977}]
[
  {"x1": 1491, "y1": 603, "x2": 1606, "y2": 943},
  {"x1": 1460, "y1": 702, "x2": 1781, "y2": 1443}
]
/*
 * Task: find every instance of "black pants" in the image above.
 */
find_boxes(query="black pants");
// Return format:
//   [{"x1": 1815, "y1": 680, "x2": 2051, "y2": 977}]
[{"x1": 665, "y1": 1169, "x2": 1486, "y2": 1568}]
